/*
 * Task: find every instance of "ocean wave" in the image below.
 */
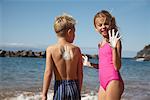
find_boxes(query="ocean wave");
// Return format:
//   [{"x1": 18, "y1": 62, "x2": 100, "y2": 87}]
[
  {"x1": 4, "y1": 91, "x2": 98, "y2": 100},
  {"x1": 3, "y1": 89, "x2": 150, "y2": 100}
]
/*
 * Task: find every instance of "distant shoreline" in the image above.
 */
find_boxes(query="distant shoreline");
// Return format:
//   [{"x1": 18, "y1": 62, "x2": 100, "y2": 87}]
[
  {"x1": 0, "y1": 49, "x2": 134, "y2": 59},
  {"x1": 0, "y1": 49, "x2": 46, "y2": 58}
]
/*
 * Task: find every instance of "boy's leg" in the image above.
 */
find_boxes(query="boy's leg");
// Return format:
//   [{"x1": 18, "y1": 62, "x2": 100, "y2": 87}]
[
  {"x1": 98, "y1": 86, "x2": 106, "y2": 100},
  {"x1": 106, "y1": 80, "x2": 124, "y2": 100}
]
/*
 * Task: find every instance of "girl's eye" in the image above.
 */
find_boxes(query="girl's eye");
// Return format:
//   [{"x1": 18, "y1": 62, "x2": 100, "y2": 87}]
[
  {"x1": 104, "y1": 23, "x2": 109, "y2": 25},
  {"x1": 98, "y1": 24, "x2": 102, "y2": 27}
]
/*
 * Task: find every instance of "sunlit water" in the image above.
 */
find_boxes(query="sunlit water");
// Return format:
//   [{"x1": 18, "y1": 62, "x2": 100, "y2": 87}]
[{"x1": 0, "y1": 57, "x2": 150, "y2": 100}]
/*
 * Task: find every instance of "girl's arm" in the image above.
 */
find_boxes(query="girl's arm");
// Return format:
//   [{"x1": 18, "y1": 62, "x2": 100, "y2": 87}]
[
  {"x1": 89, "y1": 43, "x2": 100, "y2": 69},
  {"x1": 90, "y1": 42, "x2": 101, "y2": 69},
  {"x1": 112, "y1": 40, "x2": 122, "y2": 70},
  {"x1": 108, "y1": 29, "x2": 122, "y2": 70},
  {"x1": 91, "y1": 63, "x2": 99, "y2": 69}
]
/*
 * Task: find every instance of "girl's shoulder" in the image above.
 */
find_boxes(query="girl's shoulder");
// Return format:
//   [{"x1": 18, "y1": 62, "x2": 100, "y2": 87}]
[{"x1": 98, "y1": 41, "x2": 108, "y2": 48}]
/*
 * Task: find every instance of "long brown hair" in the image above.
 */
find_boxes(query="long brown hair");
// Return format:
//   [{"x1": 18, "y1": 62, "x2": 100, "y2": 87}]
[{"x1": 94, "y1": 10, "x2": 118, "y2": 32}]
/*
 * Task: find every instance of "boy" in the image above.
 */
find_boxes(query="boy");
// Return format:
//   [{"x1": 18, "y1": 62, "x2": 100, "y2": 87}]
[{"x1": 42, "y1": 13, "x2": 83, "y2": 100}]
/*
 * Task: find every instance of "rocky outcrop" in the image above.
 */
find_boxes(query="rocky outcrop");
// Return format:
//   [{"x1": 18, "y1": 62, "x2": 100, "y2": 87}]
[
  {"x1": 134, "y1": 44, "x2": 150, "y2": 61},
  {"x1": 0, "y1": 49, "x2": 98, "y2": 59},
  {"x1": 0, "y1": 50, "x2": 46, "y2": 58}
]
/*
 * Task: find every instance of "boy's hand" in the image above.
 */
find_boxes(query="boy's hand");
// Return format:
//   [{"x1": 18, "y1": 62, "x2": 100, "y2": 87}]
[
  {"x1": 42, "y1": 95, "x2": 47, "y2": 100},
  {"x1": 108, "y1": 29, "x2": 121, "y2": 48}
]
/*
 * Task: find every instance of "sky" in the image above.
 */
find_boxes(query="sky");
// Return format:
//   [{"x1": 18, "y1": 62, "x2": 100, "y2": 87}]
[{"x1": 0, "y1": 0, "x2": 150, "y2": 57}]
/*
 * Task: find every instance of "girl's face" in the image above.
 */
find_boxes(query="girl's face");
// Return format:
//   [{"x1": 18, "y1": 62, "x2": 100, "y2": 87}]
[{"x1": 95, "y1": 16, "x2": 111, "y2": 38}]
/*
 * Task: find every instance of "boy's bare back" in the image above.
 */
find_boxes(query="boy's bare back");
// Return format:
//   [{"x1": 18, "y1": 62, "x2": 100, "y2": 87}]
[
  {"x1": 42, "y1": 13, "x2": 83, "y2": 100},
  {"x1": 47, "y1": 43, "x2": 82, "y2": 80}
]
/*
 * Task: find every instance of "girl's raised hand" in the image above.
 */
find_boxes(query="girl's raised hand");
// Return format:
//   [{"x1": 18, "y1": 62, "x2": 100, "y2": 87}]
[{"x1": 108, "y1": 29, "x2": 121, "y2": 48}]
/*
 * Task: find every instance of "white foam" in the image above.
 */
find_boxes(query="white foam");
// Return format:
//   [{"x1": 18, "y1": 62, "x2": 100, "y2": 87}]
[
  {"x1": 82, "y1": 94, "x2": 98, "y2": 100},
  {"x1": 4, "y1": 91, "x2": 53, "y2": 100},
  {"x1": 4, "y1": 92, "x2": 98, "y2": 100}
]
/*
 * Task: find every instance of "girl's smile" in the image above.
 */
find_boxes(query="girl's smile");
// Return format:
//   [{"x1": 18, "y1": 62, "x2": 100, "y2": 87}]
[{"x1": 95, "y1": 17, "x2": 111, "y2": 38}]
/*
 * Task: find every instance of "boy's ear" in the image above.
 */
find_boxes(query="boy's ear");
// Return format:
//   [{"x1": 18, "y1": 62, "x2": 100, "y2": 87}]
[{"x1": 67, "y1": 29, "x2": 72, "y2": 35}]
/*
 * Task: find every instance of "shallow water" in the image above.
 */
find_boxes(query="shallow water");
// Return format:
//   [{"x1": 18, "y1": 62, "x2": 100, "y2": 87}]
[{"x1": 0, "y1": 57, "x2": 150, "y2": 100}]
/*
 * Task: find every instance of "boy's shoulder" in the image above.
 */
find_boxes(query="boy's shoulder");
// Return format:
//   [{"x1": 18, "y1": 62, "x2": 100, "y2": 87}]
[
  {"x1": 46, "y1": 44, "x2": 54, "y2": 49},
  {"x1": 46, "y1": 44, "x2": 57, "y2": 53},
  {"x1": 46, "y1": 44, "x2": 81, "y2": 54},
  {"x1": 69, "y1": 44, "x2": 81, "y2": 51}
]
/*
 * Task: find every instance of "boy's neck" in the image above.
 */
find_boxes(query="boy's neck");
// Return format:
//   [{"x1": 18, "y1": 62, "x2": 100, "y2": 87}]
[{"x1": 57, "y1": 37, "x2": 69, "y2": 45}]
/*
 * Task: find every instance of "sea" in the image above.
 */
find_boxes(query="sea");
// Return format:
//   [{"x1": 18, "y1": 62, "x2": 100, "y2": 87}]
[{"x1": 0, "y1": 55, "x2": 150, "y2": 100}]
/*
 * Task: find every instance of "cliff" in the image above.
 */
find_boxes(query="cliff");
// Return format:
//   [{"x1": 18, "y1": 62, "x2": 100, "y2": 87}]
[{"x1": 134, "y1": 44, "x2": 150, "y2": 61}]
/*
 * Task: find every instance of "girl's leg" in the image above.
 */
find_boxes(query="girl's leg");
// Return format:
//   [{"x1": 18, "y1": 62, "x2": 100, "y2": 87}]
[
  {"x1": 105, "y1": 80, "x2": 124, "y2": 100},
  {"x1": 98, "y1": 86, "x2": 106, "y2": 100}
]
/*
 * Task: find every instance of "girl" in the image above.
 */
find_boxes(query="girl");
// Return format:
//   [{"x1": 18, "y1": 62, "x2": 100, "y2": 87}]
[{"x1": 93, "y1": 10, "x2": 124, "y2": 100}]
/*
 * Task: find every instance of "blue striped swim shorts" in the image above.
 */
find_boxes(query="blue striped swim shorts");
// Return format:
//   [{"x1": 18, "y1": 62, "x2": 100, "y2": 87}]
[{"x1": 53, "y1": 80, "x2": 81, "y2": 100}]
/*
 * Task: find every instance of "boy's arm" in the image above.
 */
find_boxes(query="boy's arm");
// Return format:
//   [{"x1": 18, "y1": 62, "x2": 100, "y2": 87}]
[
  {"x1": 77, "y1": 48, "x2": 83, "y2": 92},
  {"x1": 42, "y1": 47, "x2": 54, "y2": 100}
]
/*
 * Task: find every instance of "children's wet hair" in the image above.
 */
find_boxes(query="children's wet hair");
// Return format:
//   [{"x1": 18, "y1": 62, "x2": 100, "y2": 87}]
[
  {"x1": 94, "y1": 10, "x2": 118, "y2": 32},
  {"x1": 54, "y1": 13, "x2": 76, "y2": 36}
]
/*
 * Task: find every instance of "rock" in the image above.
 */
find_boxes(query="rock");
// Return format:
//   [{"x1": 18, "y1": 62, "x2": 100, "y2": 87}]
[
  {"x1": 0, "y1": 50, "x2": 97, "y2": 59},
  {"x1": 0, "y1": 50, "x2": 46, "y2": 58},
  {"x1": 41, "y1": 51, "x2": 46, "y2": 58},
  {"x1": 0, "y1": 50, "x2": 6, "y2": 57},
  {"x1": 27, "y1": 50, "x2": 34, "y2": 57},
  {"x1": 33, "y1": 52, "x2": 41, "y2": 57},
  {"x1": 134, "y1": 44, "x2": 150, "y2": 61},
  {"x1": 20, "y1": 50, "x2": 28, "y2": 57}
]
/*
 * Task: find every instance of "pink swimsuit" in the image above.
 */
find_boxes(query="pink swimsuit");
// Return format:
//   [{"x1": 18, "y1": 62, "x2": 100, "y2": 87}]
[{"x1": 99, "y1": 42, "x2": 123, "y2": 90}]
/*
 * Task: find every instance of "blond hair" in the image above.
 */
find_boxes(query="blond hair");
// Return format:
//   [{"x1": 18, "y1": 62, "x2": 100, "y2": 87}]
[
  {"x1": 94, "y1": 10, "x2": 118, "y2": 32},
  {"x1": 54, "y1": 13, "x2": 76, "y2": 36}
]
